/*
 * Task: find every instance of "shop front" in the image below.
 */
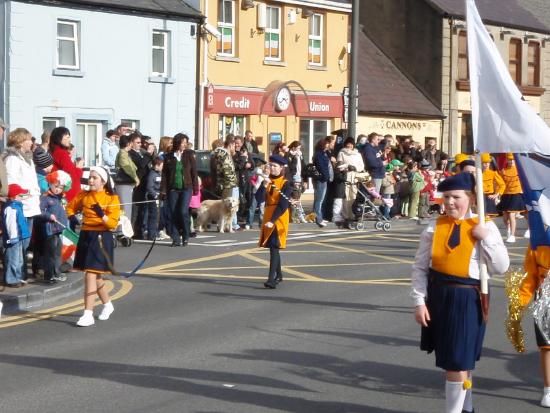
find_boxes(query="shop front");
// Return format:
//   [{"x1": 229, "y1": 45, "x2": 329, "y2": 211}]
[{"x1": 203, "y1": 84, "x2": 344, "y2": 160}]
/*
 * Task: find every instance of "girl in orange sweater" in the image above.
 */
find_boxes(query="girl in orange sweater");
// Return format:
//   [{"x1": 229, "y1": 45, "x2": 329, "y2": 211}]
[
  {"x1": 67, "y1": 167, "x2": 120, "y2": 327},
  {"x1": 498, "y1": 153, "x2": 525, "y2": 243}
]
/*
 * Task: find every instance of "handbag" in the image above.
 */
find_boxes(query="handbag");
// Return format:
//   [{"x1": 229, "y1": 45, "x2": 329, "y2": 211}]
[
  {"x1": 305, "y1": 163, "x2": 321, "y2": 179},
  {"x1": 113, "y1": 167, "x2": 135, "y2": 185}
]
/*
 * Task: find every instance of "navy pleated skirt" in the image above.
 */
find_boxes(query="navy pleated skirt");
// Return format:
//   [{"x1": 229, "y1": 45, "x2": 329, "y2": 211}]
[
  {"x1": 484, "y1": 195, "x2": 499, "y2": 216},
  {"x1": 498, "y1": 193, "x2": 525, "y2": 212},
  {"x1": 73, "y1": 230, "x2": 114, "y2": 274},
  {"x1": 421, "y1": 270, "x2": 486, "y2": 371}
]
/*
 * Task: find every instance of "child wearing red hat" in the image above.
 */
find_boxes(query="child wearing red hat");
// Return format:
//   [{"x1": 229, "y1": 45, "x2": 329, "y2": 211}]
[{"x1": 2, "y1": 184, "x2": 31, "y2": 287}]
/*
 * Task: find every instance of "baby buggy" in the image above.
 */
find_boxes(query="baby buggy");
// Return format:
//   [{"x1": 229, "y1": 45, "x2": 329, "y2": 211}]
[{"x1": 349, "y1": 181, "x2": 391, "y2": 232}]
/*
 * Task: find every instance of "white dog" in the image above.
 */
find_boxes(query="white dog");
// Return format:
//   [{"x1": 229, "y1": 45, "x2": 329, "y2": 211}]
[{"x1": 196, "y1": 198, "x2": 239, "y2": 233}]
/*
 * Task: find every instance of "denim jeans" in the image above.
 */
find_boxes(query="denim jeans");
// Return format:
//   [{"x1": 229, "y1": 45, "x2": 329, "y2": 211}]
[
  {"x1": 231, "y1": 186, "x2": 240, "y2": 229},
  {"x1": 168, "y1": 188, "x2": 192, "y2": 243},
  {"x1": 4, "y1": 242, "x2": 24, "y2": 285},
  {"x1": 146, "y1": 202, "x2": 159, "y2": 240},
  {"x1": 247, "y1": 196, "x2": 265, "y2": 228},
  {"x1": 313, "y1": 180, "x2": 327, "y2": 223},
  {"x1": 22, "y1": 217, "x2": 33, "y2": 280}
]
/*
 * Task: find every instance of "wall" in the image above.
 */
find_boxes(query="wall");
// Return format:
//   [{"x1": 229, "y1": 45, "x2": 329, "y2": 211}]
[
  {"x1": 357, "y1": 115, "x2": 442, "y2": 145},
  {"x1": 8, "y1": 2, "x2": 198, "y2": 140},
  {"x1": 360, "y1": 0, "x2": 443, "y2": 107}
]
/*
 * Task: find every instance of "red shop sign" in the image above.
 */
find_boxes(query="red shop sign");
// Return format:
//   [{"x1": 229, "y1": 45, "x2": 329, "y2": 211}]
[{"x1": 205, "y1": 87, "x2": 343, "y2": 119}]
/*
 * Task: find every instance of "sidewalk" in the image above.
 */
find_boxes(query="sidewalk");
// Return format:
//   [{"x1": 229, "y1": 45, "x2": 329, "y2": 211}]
[{"x1": 0, "y1": 273, "x2": 83, "y2": 316}]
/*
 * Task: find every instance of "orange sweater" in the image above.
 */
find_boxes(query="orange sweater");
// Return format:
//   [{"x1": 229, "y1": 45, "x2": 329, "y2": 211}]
[
  {"x1": 500, "y1": 165, "x2": 523, "y2": 194},
  {"x1": 66, "y1": 190, "x2": 120, "y2": 231},
  {"x1": 483, "y1": 169, "x2": 505, "y2": 195}
]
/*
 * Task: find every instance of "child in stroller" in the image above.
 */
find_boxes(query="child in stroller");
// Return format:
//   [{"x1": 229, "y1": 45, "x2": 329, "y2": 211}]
[{"x1": 350, "y1": 179, "x2": 392, "y2": 231}]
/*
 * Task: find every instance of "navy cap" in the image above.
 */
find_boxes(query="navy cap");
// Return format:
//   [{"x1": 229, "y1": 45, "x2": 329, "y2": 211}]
[
  {"x1": 269, "y1": 154, "x2": 288, "y2": 166},
  {"x1": 437, "y1": 172, "x2": 476, "y2": 192},
  {"x1": 459, "y1": 159, "x2": 476, "y2": 169}
]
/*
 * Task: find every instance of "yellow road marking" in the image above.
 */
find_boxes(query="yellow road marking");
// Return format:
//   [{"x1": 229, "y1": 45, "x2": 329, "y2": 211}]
[
  {"x1": 163, "y1": 261, "x2": 392, "y2": 272},
  {"x1": 0, "y1": 279, "x2": 132, "y2": 329},
  {"x1": 240, "y1": 252, "x2": 322, "y2": 280},
  {"x1": 372, "y1": 234, "x2": 420, "y2": 242}
]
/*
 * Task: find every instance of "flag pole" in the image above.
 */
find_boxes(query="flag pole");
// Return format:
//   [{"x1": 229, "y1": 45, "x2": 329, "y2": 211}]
[{"x1": 474, "y1": 151, "x2": 489, "y2": 295}]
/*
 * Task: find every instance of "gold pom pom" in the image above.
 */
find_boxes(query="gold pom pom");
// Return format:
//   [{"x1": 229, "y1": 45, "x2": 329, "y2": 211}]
[
  {"x1": 504, "y1": 267, "x2": 528, "y2": 353},
  {"x1": 463, "y1": 379, "x2": 472, "y2": 390}
]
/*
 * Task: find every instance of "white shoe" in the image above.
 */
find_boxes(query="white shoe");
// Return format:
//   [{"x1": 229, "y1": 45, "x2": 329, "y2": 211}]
[
  {"x1": 76, "y1": 310, "x2": 95, "y2": 327},
  {"x1": 524, "y1": 229, "x2": 531, "y2": 238},
  {"x1": 245, "y1": 225, "x2": 251, "y2": 230},
  {"x1": 321, "y1": 220, "x2": 329, "y2": 224},
  {"x1": 158, "y1": 230, "x2": 170, "y2": 240},
  {"x1": 317, "y1": 221, "x2": 327, "y2": 227},
  {"x1": 0, "y1": 301, "x2": 3, "y2": 319},
  {"x1": 98, "y1": 302, "x2": 114, "y2": 321},
  {"x1": 541, "y1": 391, "x2": 550, "y2": 407},
  {"x1": 506, "y1": 235, "x2": 516, "y2": 243}
]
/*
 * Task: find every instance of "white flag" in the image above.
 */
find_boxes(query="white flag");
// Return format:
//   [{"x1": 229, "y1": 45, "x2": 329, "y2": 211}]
[{"x1": 466, "y1": 0, "x2": 550, "y2": 155}]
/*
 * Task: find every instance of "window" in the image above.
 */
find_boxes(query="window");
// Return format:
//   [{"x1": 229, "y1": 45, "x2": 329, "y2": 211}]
[
  {"x1": 42, "y1": 117, "x2": 63, "y2": 133},
  {"x1": 527, "y1": 41, "x2": 540, "y2": 87},
  {"x1": 299, "y1": 119, "x2": 329, "y2": 163},
  {"x1": 509, "y1": 38, "x2": 522, "y2": 85},
  {"x1": 57, "y1": 20, "x2": 80, "y2": 69},
  {"x1": 217, "y1": 0, "x2": 235, "y2": 56},
  {"x1": 265, "y1": 6, "x2": 281, "y2": 61},
  {"x1": 308, "y1": 13, "x2": 323, "y2": 65},
  {"x1": 75, "y1": 121, "x2": 103, "y2": 166},
  {"x1": 120, "y1": 119, "x2": 140, "y2": 132},
  {"x1": 219, "y1": 115, "x2": 246, "y2": 138},
  {"x1": 152, "y1": 30, "x2": 169, "y2": 77},
  {"x1": 460, "y1": 113, "x2": 473, "y2": 155},
  {"x1": 458, "y1": 31, "x2": 469, "y2": 80}
]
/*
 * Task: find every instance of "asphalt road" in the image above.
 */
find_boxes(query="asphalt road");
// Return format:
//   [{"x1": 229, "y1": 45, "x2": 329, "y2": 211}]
[{"x1": 0, "y1": 219, "x2": 542, "y2": 413}]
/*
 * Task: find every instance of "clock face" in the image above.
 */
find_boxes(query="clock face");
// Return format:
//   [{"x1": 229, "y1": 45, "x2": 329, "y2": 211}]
[{"x1": 275, "y1": 87, "x2": 291, "y2": 112}]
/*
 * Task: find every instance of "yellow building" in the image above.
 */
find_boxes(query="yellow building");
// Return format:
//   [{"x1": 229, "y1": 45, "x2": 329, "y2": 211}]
[{"x1": 198, "y1": 0, "x2": 351, "y2": 159}]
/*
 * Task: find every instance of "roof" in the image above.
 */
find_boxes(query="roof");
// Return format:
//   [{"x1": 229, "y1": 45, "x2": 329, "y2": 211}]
[
  {"x1": 357, "y1": 31, "x2": 444, "y2": 119},
  {"x1": 18, "y1": 0, "x2": 202, "y2": 20},
  {"x1": 425, "y1": 0, "x2": 550, "y2": 34}
]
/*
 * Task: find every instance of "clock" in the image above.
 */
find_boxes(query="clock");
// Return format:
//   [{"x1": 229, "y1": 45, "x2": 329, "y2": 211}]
[{"x1": 275, "y1": 87, "x2": 291, "y2": 112}]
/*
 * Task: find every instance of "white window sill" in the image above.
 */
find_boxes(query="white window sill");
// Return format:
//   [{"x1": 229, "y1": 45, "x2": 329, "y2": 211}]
[
  {"x1": 263, "y1": 60, "x2": 286, "y2": 67},
  {"x1": 307, "y1": 64, "x2": 327, "y2": 71},
  {"x1": 215, "y1": 55, "x2": 240, "y2": 63},
  {"x1": 53, "y1": 69, "x2": 84, "y2": 77},
  {"x1": 148, "y1": 76, "x2": 176, "y2": 84}
]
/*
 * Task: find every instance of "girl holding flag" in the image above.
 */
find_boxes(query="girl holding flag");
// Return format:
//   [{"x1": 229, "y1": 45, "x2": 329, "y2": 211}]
[
  {"x1": 411, "y1": 172, "x2": 509, "y2": 413},
  {"x1": 67, "y1": 166, "x2": 120, "y2": 327}
]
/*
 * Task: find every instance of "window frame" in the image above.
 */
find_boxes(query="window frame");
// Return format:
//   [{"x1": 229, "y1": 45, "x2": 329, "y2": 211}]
[
  {"x1": 218, "y1": 115, "x2": 247, "y2": 138},
  {"x1": 56, "y1": 19, "x2": 80, "y2": 70},
  {"x1": 217, "y1": 0, "x2": 236, "y2": 57},
  {"x1": 151, "y1": 30, "x2": 169, "y2": 77},
  {"x1": 527, "y1": 41, "x2": 541, "y2": 87},
  {"x1": 308, "y1": 13, "x2": 324, "y2": 66},
  {"x1": 457, "y1": 30, "x2": 469, "y2": 81},
  {"x1": 509, "y1": 38, "x2": 522, "y2": 85},
  {"x1": 42, "y1": 117, "x2": 63, "y2": 133},
  {"x1": 265, "y1": 5, "x2": 282, "y2": 61}
]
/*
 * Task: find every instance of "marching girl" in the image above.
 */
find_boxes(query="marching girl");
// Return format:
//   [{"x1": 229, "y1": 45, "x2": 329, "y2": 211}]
[
  {"x1": 259, "y1": 155, "x2": 292, "y2": 289},
  {"x1": 481, "y1": 153, "x2": 505, "y2": 217},
  {"x1": 67, "y1": 167, "x2": 120, "y2": 327},
  {"x1": 498, "y1": 153, "x2": 525, "y2": 243},
  {"x1": 411, "y1": 173, "x2": 509, "y2": 413},
  {"x1": 518, "y1": 229, "x2": 550, "y2": 407}
]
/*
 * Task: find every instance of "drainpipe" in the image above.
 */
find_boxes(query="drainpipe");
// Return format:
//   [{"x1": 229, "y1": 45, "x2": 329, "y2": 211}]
[
  {"x1": 447, "y1": 19, "x2": 454, "y2": 155},
  {"x1": 196, "y1": 0, "x2": 208, "y2": 150},
  {"x1": 2, "y1": 0, "x2": 10, "y2": 150}
]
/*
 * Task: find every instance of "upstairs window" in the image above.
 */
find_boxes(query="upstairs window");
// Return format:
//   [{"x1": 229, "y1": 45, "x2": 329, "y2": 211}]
[
  {"x1": 457, "y1": 30, "x2": 469, "y2": 80},
  {"x1": 509, "y1": 38, "x2": 522, "y2": 85},
  {"x1": 527, "y1": 41, "x2": 540, "y2": 87},
  {"x1": 152, "y1": 30, "x2": 169, "y2": 77},
  {"x1": 265, "y1": 5, "x2": 281, "y2": 61},
  {"x1": 57, "y1": 20, "x2": 80, "y2": 70},
  {"x1": 217, "y1": 0, "x2": 235, "y2": 56},
  {"x1": 308, "y1": 13, "x2": 323, "y2": 65}
]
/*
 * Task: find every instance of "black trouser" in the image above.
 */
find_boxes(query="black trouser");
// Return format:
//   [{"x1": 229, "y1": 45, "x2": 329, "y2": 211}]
[
  {"x1": 43, "y1": 234, "x2": 62, "y2": 280},
  {"x1": 267, "y1": 247, "x2": 282, "y2": 284},
  {"x1": 132, "y1": 186, "x2": 146, "y2": 237}
]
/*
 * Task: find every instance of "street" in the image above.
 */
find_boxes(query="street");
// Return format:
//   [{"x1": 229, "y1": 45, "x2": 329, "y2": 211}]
[{"x1": 0, "y1": 220, "x2": 542, "y2": 413}]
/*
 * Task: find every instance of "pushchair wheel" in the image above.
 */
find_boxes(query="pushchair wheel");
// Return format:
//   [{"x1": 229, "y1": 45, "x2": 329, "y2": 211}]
[
  {"x1": 356, "y1": 222, "x2": 364, "y2": 230},
  {"x1": 113, "y1": 238, "x2": 118, "y2": 248},
  {"x1": 348, "y1": 221, "x2": 357, "y2": 230},
  {"x1": 121, "y1": 237, "x2": 132, "y2": 247},
  {"x1": 382, "y1": 222, "x2": 391, "y2": 232},
  {"x1": 375, "y1": 221, "x2": 384, "y2": 231}
]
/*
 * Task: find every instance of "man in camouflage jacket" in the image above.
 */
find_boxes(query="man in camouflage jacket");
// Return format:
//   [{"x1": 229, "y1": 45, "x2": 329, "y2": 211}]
[{"x1": 213, "y1": 136, "x2": 238, "y2": 198}]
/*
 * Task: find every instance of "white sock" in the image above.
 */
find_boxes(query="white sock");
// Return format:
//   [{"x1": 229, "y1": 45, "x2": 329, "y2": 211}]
[
  {"x1": 103, "y1": 301, "x2": 113, "y2": 309},
  {"x1": 545, "y1": 387, "x2": 550, "y2": 394},
  {"x1": 463, "y1": 373, "x2": 473, "y2": 412},
  {"x1": 82, "y1": 309, "x2": 93, "y2": 317},
  {"x1": 446, "y1": 381, "x2": 467, "y2": 413}
]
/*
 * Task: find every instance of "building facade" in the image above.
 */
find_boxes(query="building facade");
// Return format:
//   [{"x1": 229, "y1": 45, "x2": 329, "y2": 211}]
[
  {"x1": 361, "y1": 0, "x2": 550, "y2": 156},
  {"x1": 0, "y1": 0, "x2": 201, "y2": 164},
  {"x1": 199, "y1": 0, "x2": 351, "y2": 160}
]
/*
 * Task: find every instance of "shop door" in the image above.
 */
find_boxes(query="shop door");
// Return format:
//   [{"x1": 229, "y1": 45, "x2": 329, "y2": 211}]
[
  {"x1": 299, "y1": 119, "x2": 329, "y2": 163},
  {"x1": 75, "y1": 121, "x2": 103, "y2": 166}
]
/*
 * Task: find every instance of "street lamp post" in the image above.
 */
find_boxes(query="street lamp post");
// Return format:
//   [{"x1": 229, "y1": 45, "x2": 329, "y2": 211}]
[{"x1": 347, "y1": 0, "x2": 359, "y2": 139}]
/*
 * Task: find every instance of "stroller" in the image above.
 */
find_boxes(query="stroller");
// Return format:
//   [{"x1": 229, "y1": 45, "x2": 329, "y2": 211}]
[
  {"x1": 349, "y1": 181, "x2": 392, "y2": 232},
  {"x1": 113, "y1": 214, "x2": 134, "y2": 248}
]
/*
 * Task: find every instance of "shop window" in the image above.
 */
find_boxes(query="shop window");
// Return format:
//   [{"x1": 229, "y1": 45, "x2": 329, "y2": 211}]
[
  {"x1": 527, "y1": 41, "x2": 540, "y2": 87},
  {"x1": 219, "y1": 115, "x2": 246, "y2": 138},
  {"x1": 75, "y1": 121, "x2": 104, "y2": 166},
  {"x1": 509, "y1": 38, "x2": 522, "y2": 85},
  {"x1": 458, "y1": 30, "x2": 469, "y2": 80},
  {"x1": 308, "y1": 13, "x2": 323, "y2": 66},
  {"x1": 460, "y1": 113, "x2": 473, "y2": 155},
  {"x1": 265, "y1": 5, "x2": 281, "y2": 61},
  {"x1": 299, "y1": 119, "x2": 329, "y2": 162},
  {"x1": 57, "y1": 19, "x2": 80, "y2": 70},
  {"x1": 217, "y1": 0, "x2": 235, "y2": 56},
  {"x1": 152, "y1": 30, "x2": 170, "y2": 77}
]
